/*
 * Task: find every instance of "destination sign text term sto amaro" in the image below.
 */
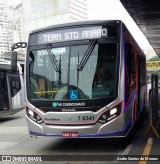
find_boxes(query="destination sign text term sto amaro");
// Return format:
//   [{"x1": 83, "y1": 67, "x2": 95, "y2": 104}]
[{"x1": 42, "y1": 27, "x2": 108, "y2": 43}]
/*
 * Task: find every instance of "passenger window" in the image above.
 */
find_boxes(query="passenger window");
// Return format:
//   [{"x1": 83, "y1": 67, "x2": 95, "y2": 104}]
[
  {"x1": 9, "y1": 72, "x2": 21, "y2": 97},
  {"x1": 125, "y1": 43, "x2": 136, "y2": 103},
  {"x1": 125, "y1": 43, "x2": 136, "y2": 88}
]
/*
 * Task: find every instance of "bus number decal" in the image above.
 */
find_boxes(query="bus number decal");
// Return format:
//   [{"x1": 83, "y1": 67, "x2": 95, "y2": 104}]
[{"x1": 78, "y1": 116, "x2": 95, "y2": 121}]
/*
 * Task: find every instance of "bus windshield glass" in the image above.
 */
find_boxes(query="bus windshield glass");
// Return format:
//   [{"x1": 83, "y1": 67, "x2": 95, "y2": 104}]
[{"x1": 28, "y1": 42, "x2": 118, "y2": 100}]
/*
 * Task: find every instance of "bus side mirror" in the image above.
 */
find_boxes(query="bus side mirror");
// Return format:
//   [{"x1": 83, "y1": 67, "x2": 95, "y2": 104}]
[
  {"x1": 11, "y1": 42, "x2": 27, "y2": 72},
  {"x1": 11, "y1": 51, "x2": 18, "y2": 72},
  {"x1": 11, "y1": 42, "x2": 27, "y2": 51}
]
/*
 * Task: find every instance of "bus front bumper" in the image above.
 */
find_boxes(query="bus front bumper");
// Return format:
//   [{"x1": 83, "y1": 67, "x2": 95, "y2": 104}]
[{"x1": 26, "y1": 114, "x2": 133, "y2": 138}]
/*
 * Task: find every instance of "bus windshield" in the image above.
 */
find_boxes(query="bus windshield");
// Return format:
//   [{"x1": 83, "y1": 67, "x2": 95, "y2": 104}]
[{"x1": 28, "y1": 42, "x2": 118, "y2": 100}]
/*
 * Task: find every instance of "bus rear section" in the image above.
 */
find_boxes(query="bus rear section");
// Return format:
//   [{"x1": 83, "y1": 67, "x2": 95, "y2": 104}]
[
  {"x1": 24, "y1": 20, "x2": 147, "y2": 138},
  {"x1": 0, "y1": 59, "x2": 24, "y2": 116}
]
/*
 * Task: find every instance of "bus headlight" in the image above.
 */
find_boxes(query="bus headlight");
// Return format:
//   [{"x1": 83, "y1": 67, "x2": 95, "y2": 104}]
[
  {"x1": 26, "y1": 108, "x2": 43, "y2": 124},
  {"x1": 98, "y1": 103, "x2": 122, "y2": 124},
  {"x1": 35, "y1": 115, "x2": 43, "y2": 124},
  {"x1": 28, "y1": 109, "x2": 34, "y2": 117},
  {"x1": 110, "y1": 108, "x2": 117, "y2": 116}
]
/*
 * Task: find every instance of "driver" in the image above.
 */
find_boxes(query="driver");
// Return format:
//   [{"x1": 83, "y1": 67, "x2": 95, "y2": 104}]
[{"x1": 103, "y1": 68, "x2": 114, "y2": 87}]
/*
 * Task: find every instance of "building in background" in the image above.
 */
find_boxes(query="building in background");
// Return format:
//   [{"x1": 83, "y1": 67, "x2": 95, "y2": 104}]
[
  {"x1": 0, "y1": 0, "x2": 14, "y2": 58},
  {"x1": 13, "y1": 4, "x2": 23, "y2": 43},
  {"x1": 0, "y1": 15, "x2": 13, "y2": 58},
  {"x1": 0, "y1": 0, "x2": 13, "y2": 8},
  {"x1": 0, "y1": 0, "x2": 88, "y2": 59},
  {"x1": 21, "y1": 0, "x2": 88, "y2": 42}
]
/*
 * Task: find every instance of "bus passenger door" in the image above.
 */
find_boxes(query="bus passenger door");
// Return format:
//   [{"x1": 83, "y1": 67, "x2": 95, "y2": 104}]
[
  {"x1": 125, "y1": 43, "x2": 137, "y2": 120},
  {"x1": 137, "y1": 54, "x2": 146, "y2": 113},
  {"x1": 0, "y1": 71, "x2": 9, "y2": 112},
  {"x1": 8, "y1": 72, "x2": 24, "y2": 112}
]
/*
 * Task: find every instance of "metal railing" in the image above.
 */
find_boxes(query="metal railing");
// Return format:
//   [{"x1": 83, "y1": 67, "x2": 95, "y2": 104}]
[{"x1": 144, "y1": 74, "x2": 160, "y2": 138}]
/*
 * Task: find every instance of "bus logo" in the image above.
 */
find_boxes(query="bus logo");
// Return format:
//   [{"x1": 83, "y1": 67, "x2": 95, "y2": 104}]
[{"x1": 52, "y1": 102, "x2": 58, "y2": 107}]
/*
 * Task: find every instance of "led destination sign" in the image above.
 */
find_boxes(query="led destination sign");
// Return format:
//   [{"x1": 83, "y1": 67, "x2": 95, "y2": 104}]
[{"x1": 37, "y1": 26, "x2": 108, "y2": 44}]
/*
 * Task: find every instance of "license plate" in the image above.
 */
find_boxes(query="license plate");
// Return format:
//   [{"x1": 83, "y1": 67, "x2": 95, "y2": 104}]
[{"x1": 62, "y1": 132, "x2": 79, "y2": 138}]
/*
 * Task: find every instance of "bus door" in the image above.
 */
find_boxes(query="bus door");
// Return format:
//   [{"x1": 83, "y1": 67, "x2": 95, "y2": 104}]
[
  {"x1": 0, "y1": 71, "x2": 9, "y2": 112},
  {"x1": 137, "y1": 54, "x2": 141, "y2": 114},
  {"x1": 137, "y1": 54, "x2": 146, "y2": 113},
  {"x1": 125, "y1": 43, "x2": 137, "y2": 119},
  {"x1": 8, "y1": 71, "x2": 23, "y2": 112}
]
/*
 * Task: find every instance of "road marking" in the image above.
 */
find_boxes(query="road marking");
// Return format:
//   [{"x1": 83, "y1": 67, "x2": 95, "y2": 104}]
[
  {"x1": 0, "y1": 142, "x2": 18, "y2": 150},
  {"x1": 0, "y1": 127, "x2": 28, "y2": 134},
  {"x1": 139, "y1": 138, "x2": 153, "y2": 164},
  {"x1": 112, "y1": 144, "x2": 133, "y2": 163},
  {"x1": 122, "y1": 144, "x2": 133, "y2": 155}
]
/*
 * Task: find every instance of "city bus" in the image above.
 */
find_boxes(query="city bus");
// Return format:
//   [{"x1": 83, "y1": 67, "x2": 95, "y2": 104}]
[
  {"x1": 0, "y1": 59, "x2": 24, "y2": 116},
  {"x1": 12, "y1": 20, "x2": 147, "y2": 138}
]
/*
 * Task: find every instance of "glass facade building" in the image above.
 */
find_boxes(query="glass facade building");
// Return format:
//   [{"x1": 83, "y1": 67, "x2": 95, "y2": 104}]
[{"x1": 0, "y1": 16, "x2": 12, "y2": 57}]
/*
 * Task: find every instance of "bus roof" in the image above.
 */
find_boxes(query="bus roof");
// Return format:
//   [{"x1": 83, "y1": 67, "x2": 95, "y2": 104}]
[{"x1": 30, "y1": 20, "x2": 122, "y2": 34}]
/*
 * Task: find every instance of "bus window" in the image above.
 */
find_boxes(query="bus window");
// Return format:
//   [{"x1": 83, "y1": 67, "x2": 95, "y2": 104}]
[
  {"x1": 9, "y1": 72, "x2": 22, "y2": 97},
  {"x1": 139, "y1": 55, "x2": 146, "y2": 87},
  {"x1": 125, "y1": 43, "x2": 136, "y2": 102},
  {"x1": 0, "y1": 72, "x2": 8, "y2": 110}
]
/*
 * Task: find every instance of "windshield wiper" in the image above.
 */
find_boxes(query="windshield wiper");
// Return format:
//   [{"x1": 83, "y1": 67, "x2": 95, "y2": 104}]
[
  {"x1": 77, "y1": 39, "x2": 96, "y2": 71},
  {"x1": 77, "y1": 39, "x2": 96, "y2": 88},
  {"x1": 45, "y1": 44, "x2": 62, "y2": 88},
  {"x1": 45, "y1": 44, "x2": 60, "y2": 73},
  {"x1": 58, "y1": 55, "x2": 62, "y2": 88}
]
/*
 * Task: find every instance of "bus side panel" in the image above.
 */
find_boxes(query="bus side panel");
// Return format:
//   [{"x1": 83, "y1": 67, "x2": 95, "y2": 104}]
[{"x1": 8, "y1": 65, "x2": 24, "y2": 112}]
